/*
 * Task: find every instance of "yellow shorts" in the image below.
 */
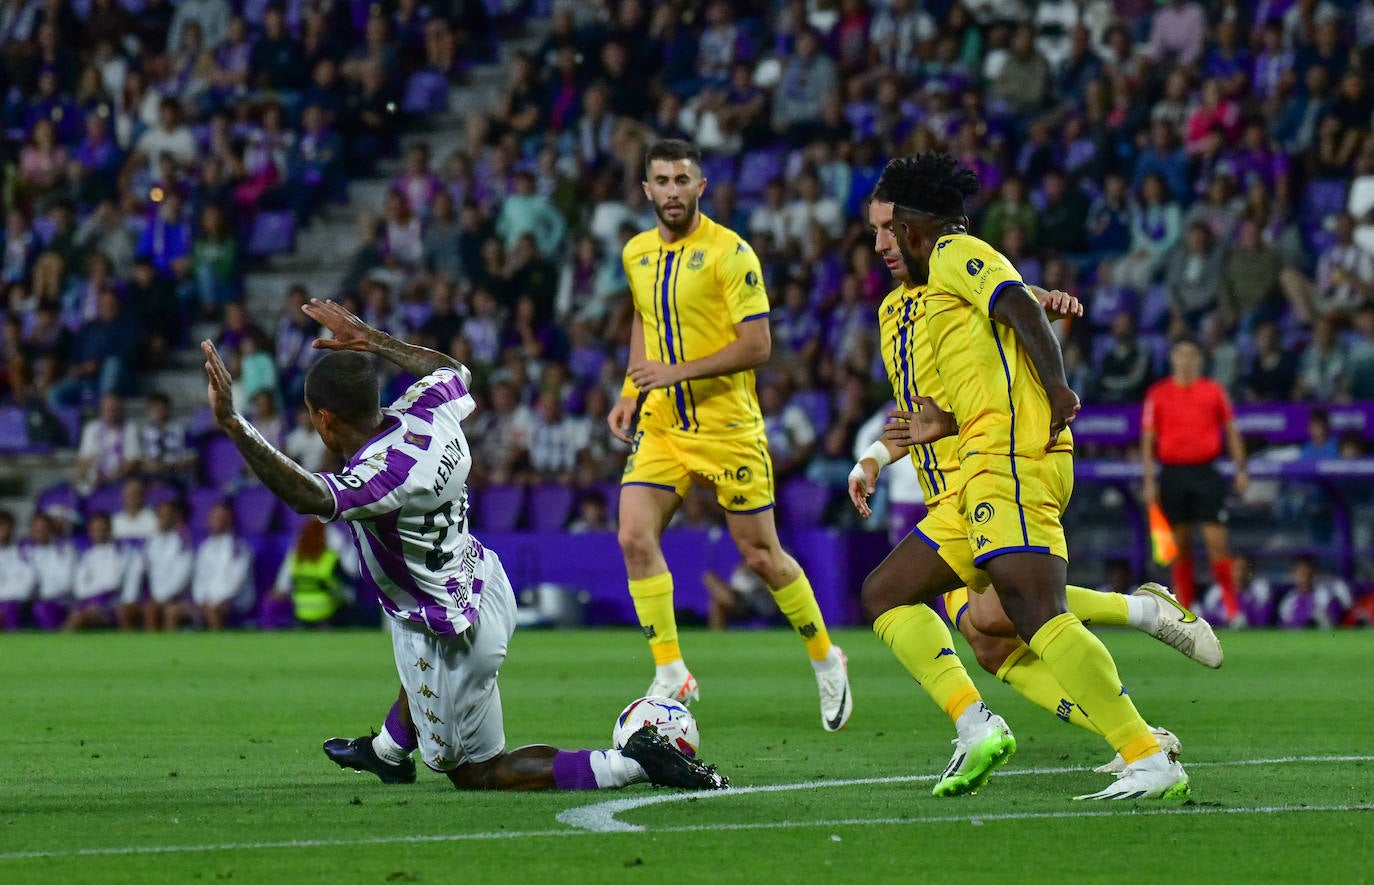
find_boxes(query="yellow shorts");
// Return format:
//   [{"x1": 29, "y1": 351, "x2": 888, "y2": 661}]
[
  {"x1": 935, "y1": 586, "x2": 971, "y2": 630},
  {"x1": 911, "y1": 501, "x2": 989, "y2": 592},
  {"x1": 622, "y1": 428, "x2": 776, "y2": 513},
  {"x1": 957, "y1": 452, "x2": 1074, "y2": 568}
]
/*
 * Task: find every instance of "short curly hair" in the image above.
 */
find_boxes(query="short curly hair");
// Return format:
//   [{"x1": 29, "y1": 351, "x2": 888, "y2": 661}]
[{"x1": 871, "y1": 152, "x2": 980, "y2": 221}]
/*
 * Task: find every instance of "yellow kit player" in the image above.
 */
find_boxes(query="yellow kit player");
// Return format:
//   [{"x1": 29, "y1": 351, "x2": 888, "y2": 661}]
[
  {"x1": 607, "y1": 139, "x2": 852, "y2": 731},
  {"x1": 849, "y1": 186, "x2": 1220, "y2": 795},
  {"x1": 881, "y1": 152, "x2": 1190, "y2": 800}
]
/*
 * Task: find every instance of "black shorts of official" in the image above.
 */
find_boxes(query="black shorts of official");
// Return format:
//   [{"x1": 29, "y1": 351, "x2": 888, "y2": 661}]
[{"x1": 1158, "y1": 462, "x2": 1228, "y2": 525}]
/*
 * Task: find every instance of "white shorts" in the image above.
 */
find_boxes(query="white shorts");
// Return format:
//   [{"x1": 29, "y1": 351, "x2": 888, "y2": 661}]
[{"x1": 390, "y1": 552, "x2": 517, "y2": 772}]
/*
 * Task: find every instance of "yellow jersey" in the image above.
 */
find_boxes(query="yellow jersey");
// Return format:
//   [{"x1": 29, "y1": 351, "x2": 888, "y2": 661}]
[
  {"x1": 922, "y1": 234, "x2": 1074, "y2": 460},
  {"x1": 877, "y1": 283, "x2": 957, "y2": 506},
  {"x1": 621, "y1": 214, "x2": 770, "y2": 437}
]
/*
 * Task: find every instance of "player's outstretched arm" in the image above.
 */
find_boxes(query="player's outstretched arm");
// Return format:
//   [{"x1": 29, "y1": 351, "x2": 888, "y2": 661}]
[
  {"x1": 990, "y1": 285, "x2": 1081, "y2": 448},
  {"x1": 1027, "y1": 285, "x2": 1084, "y2": 321},
  {"x1": 202, "y1": 341, "x2": 335, "y2": 517},
  {"x1": 628, "y1": 319, "x2": 770, "y2": 391},
  {"x1": 303, "y1": 299, "x2": 472, "y2": 387}
]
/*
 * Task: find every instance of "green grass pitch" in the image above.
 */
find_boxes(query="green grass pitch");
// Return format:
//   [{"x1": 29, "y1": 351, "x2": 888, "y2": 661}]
[{"x1": 3, "y1": 627, "x2": 1372, "y2": 883}]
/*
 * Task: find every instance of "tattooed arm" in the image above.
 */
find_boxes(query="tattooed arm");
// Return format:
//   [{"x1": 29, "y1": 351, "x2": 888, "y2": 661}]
[
  {"x1": 201, "y1": 340, "x2": 335, "y2": 517},
  {"x1": 302, "y1": 298, "x2": 471, "y2": 386}
]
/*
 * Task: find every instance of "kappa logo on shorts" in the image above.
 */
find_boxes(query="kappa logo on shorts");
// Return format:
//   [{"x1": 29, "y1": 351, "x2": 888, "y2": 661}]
[
  {"x1": 975, "y1": 535, "x2": 991, "y2": 550},
  {"x1": 687, "y1": 249, "x2": 706, "y2": 270},
  {"x1": 966, "y1": 258, "x2": 984, "y2": 275},
  {"x1": 432, "y1": 754, "x2": 451, "y2": 768},
  {"x1": 971, "y1": 502, "x2": 995, "y2": 525},
  {"x1": 418, "y1": 684, "x2": 438, "y2": 699},
  {"x1": 423, "y1": 708, "x2": 445, "y2": 725},
  {"x1": 730, "y1": 495, "x2": 747, "y2": 506},
  {"x1": 415, "y1": 657, "x2": 434, "y2": 672},
  {"x1": 430, "y1": 733, "x2": 449, "y2": 748}
]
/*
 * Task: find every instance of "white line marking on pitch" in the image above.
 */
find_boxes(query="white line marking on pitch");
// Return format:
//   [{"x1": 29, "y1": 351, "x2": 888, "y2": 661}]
[
  {"x1": 1, "y1": 755, "x2": 1369, "y2": 861},
  {"x1": 556, "y1": 754, "x2": 1374, "y2": 832}
]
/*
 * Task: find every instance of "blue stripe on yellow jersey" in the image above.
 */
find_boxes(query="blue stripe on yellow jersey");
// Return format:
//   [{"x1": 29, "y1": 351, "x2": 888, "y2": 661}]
[
  {"x1": 621, "y1": 215, "x2": 769, "y2": 437},
  {"x1": 877, "y1": 283, "x2": 958, "y2": 507},
  {"x1": 921, "y1": 233, "x2": 1074, "y2": 460}
]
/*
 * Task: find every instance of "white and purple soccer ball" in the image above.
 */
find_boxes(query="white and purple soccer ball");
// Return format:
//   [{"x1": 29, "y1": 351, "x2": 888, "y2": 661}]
[{"x1": 612, "y1": 696, "x2": 700, "y2": 758}]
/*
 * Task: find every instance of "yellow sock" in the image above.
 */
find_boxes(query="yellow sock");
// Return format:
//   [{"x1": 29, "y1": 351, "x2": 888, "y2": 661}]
[
  {"x1": 629, "y1": 573, "x2": 680, "y2": 665},
  {"x1": 1029, "y1": 612, "x2": 1160, "y2": 763},
  {"x1": 873, "y1": 604, "x2": 981, "y2": 721},
  {"x1": 995, "y1": 644, "x2": 1103, "y2": 735},
  {"x1": 1066, "y1": 585, "x2": 1129, "y2": 627},
  {"x1": 769, "y1": 571, "x2": 832, "y2": 661}
]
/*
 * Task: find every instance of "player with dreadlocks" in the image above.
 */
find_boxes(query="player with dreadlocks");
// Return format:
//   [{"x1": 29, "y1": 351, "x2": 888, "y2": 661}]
[
  {"x1": 852, "y1": 157, "x2": 1221, "y2": 793},
  {"x1": 866, "y1": 152, "x2": 1190, "y2": 800}
]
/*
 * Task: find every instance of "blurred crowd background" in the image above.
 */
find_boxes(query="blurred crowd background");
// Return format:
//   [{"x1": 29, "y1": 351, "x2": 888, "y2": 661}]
[{"x1": 3, "y1": 0, "x2": 1374, "y2": 631}]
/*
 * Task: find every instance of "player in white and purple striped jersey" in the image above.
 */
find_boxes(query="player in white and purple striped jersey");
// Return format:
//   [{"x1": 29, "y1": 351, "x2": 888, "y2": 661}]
[{"x1": 201, "y1": 299, "x2": 726, "y2": 792}]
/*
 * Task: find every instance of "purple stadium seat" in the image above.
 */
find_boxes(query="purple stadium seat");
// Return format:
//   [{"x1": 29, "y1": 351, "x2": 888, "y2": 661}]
[
  {"x1": 188, "y1": 488, "x2": 227, "y2": 539},
  {"x1": 528, "y1": 484, "x2": 575, "y2": 532},
  {"x1": 37, "y1": 483, "x2": 80, "y2": 516},
  {"x1": 145, "y1": 481, "x2": 180, "y2": 508},
  {"x1": 778, "y1": 478, "x2": 832, "y2": 528},
  {"x1": 1302, "y1": 179, "x2": 1349, "y2": 230},
  {"x1": 52, "y1": 406, "x2": 81, "y2": 447},
  {"x1": 699, "y1": 154, "x2": 738, "y2": 188},
  {"x1": 1139, "y1": 284, "x2": 1171, "y2": 331},
  {"x1": 0, "y1": 407, "x2": 28, "y2": 450},
  {"x1": 84, "y1": 482, "x2": 123, "y2": 516},
  {"x1": 402, "y1": 71, "x2": 451, "y2": 115},
  {"x1": 202, "y1": 435, "x2": 245, "y2": 490},
  {"x1": 247, "y1": 210, "x2": 296, "y2": 257},
  {"x1": 737, "y1": 147, "x2": 786, "y2": 197},
  {"x1": 234, "y1": 486, "x2": 279, "y2": 536},
  {"x1": 474, "y1": 484, "x2": 525, "y2": 532}
]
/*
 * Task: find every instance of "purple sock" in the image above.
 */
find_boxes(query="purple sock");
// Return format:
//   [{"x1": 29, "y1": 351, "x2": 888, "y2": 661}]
[
  {"x1": 552, "y1": 750, "x2": 599, "y2": 790},
  {"x1": 384, "y1": 701, "x2": 418, "y2": 752},
  {"x1": 0, "y1": 601, "x2": 21, "y2": 631},
  {"x1": 33, "y1": 601, "x2": 65, "y2": 631}
]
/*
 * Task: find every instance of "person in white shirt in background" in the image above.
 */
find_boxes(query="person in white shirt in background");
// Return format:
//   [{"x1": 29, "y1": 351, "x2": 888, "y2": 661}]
[
  {"x1": 118, "y1": 499, "x2": 195, "y2": 631},
  {"x1": 63, "y1": 512, "x2": 140, "y2": 631},
  {"x1": 73, "y1": 394, "x2": 141, "y2": 495},
  {"x1": 110, "y1": 476, "x2": 159, "y2": 541},
  {"x1": 285, "y1": 405, "x2": 329, "y2": 472},
  {"x1": 167, "y1": 501, "x2": 252, "y2": 630},
  {"x1": 29, "y1": 512, "x2": 77, "y2": 630},
  {"x1": 0, "y1": 510, "x2": 35, "y2": 630}
]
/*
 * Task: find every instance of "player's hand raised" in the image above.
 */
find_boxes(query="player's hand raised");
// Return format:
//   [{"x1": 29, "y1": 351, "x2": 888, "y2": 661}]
[
  {"x1": 1046, "y1": 384, "x2": 1080, "y2": 450},
  {"x1": 1039, "y1": 289, "x2": 1083, "y2": 321},
  {"x1": 884, "y1": 397, "x2": 957, "y2": 445},
  {"x1": 303, "y1": 299, "x2": 383, "y2": 352},
  {"x1": 201, "y1": 340, "x2": 238, "y2": 430}
]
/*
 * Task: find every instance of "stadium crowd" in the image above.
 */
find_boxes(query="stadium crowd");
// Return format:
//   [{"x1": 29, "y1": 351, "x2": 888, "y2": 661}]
[{"x1": 3, "y1": 0, "x2": 1374, "y2": 629}]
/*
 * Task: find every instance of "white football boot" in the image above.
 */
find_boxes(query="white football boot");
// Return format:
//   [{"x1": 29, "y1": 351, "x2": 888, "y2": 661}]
[
  {"x1": 646, "y1": 670, "x2": 700, "y2": 705},
  {"x1": 932, "y1": 702, "x2": 1017, "y2": 797},
  {"x1": 1076, "y1": 750, "x2": 1190, "y2": 801},
  {"x1": 816, "y1": 645, "x2": 853, "y2": 732},
  {"x1": 1136, "y1": 582, "x2": 1224, "y2": 668},
  {"x1": 1094, "y1": 726, "x2": 1182, "y2": 774}
]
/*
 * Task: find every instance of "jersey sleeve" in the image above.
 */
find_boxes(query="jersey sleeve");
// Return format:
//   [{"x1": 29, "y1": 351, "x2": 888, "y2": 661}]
[
  {"x1": 316, "y1": 447, "x2": 420, "y2": 523},
  {"x1": 929, "y1": 236, "x2": 1024, "y2": 318},
  {"x1": 1212, "y1": 381, "x2": 1235, "y2": 424},
  {"x1": 1141, "y1": 385, "x2": 1158, "y2": 433},
  {"x1": 388, "y1": 367, "x2": 470, "y2": 413},
  {"x1": 719, "y1": 239, "x2": 771, "y2": 324}
]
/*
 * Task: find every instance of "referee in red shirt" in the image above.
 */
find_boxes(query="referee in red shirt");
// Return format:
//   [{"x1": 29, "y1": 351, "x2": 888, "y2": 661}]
[{"x1": 1141, "y1": 338, "x2": 1248, "y2": 621}]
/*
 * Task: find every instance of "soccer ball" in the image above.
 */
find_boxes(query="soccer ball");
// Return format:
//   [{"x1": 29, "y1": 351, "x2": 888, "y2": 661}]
[{"x1": 612, "y1": 696, "x2": 700, "y2": 758}]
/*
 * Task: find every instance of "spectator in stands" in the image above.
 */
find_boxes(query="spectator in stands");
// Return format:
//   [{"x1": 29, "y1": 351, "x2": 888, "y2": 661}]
[
  {"x1": 568, "y1": 490, "x2": 614, "y2": 534},
  {"x1": 1165, "y1": 222, "x2": 1224, "y2": 325},
  {"x1": 772, "y1": 29, "x2": 838, "y2": 140},
  {"x1": 1097, "y1": 557, "x2": 1136, "y2": 596},
  {"x1": 526, "y1": 389, "x2": 590, "y2": 486},
  {"x1": 1292, "y1": 213, "x2": 1374, "y2": 321},
  {"x1": 1296, "y1": 316, "x2": 1350, "y2": 401},
  {"x1": 1346, "y1": 305, "x2": 1374, "y2": 399},
  {"x1": 761, "y1": 380, "x2": 816, "y2": 482},
  {"x1": 1114, "y1": 173, "x2": 1181, "y2": 295},
  {"x1": 111, "y1": 476, "x2": 157, "y2": 540},
  {"x1": 1299, "y1": 408, "x2": 1341, "y2": 461},
  {"x1": 468, "y1": 380, "x2": 531, "y2": 486},
  {"x1": 1244, "y1": 320, "x2": 1300, "y2": 402},
  {"x1": 704, "y1": 559, "x2": 778, "y2": 631},
  {"x1": 167, "y1": 501, "x2": 250, "y2": 631},
  {"x1": 127, "y1": 97, "x2": 197, "y2": 182},
  {"x1": 1037, "y1": 170, "x2": 1089, "y2": 253},
  {"x1": 1133, "y1": 121, "x2": 1191, "y2": 203},
  {"x1": 1148, "y1": 0, "x2": 1206, "y2": 66},
  {"x1": 169, "y1": 0, "x2": 229, "y2": 55},
  {"x1": 28, "y1": 512, "x2": 76, "y2": 631},
  {"x1": 1084, "y1": 172, "x2": 1134, "y2": 255},
  {"x1": 48, "y1": 288, "x2": 137, "y2": 409},
  {"x1": 1096, "y1": 312, "x2": 1154, "y2": 403},
  {"x1": 0, "y1": 510, "x2": 35, "y2": 631},
  {"x1": 983, "y1": 176, "x2": 1038, "y2": 254},
  {"x1": 191, "y1": 204, "x2": 239, "y2": 314},
  {"x1": 74, "y1": 394, "x2": 140, "y2": 494},
  {"x1": 63, "y1": 512, "x2": 137, "y2": 631},
  {"x1": 138, "y1": 393, "x2": 196, "y2": 482},
  {"x1": 285, "y1": 405, "x2": 329, "y2": 473},
  {"x1": 121, "y1": 499, "x2": 193, "y2": 631},
  {"x1": 496, "y1": 171, "x2": 566, "y2": 260},
  {"x1": 1220, "y1": 219, "x2": 1284, "y2": 330},
  {"x1": 269, "y1": 519, "x2": 346, "y2": 628},
  {"x1": 1278, "y1": 554, "x2": 1352, "y2": 629}
]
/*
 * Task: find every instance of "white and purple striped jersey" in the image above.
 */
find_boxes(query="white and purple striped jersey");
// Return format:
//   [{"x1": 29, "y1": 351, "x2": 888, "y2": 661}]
[{"x1": 317, "y1": 367, "x2": 487, "y2": 637}]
